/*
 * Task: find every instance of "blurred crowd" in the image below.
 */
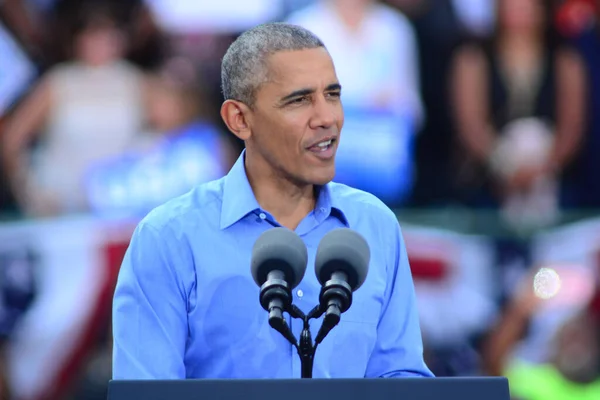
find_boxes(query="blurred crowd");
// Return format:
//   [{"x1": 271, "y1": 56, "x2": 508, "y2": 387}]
[{"x1": 0, "y1": 0, "x2": 599, "y2": 399}]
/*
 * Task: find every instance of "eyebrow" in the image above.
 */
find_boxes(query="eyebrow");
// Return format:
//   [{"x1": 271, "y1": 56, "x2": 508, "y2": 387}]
[{"x1": 280, "y1": 83, "x2": 342, "y2": 103}]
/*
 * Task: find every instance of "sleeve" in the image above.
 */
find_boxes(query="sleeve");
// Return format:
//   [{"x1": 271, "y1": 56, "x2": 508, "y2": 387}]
[
  {"x1": 112, "y1": 221, "x2": 191, "y2": 379},
  {"x1": 364, "y1": 218, "x2": 434, "y2": 378}
]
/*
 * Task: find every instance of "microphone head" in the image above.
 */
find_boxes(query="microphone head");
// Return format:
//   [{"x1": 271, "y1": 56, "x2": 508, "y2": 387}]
[
  {"x1": 315, "y1": 228, "x2": 370, "y2": 291},
  {"x1": 251, "y1": 227, "x2": 308, "y2": 289}
]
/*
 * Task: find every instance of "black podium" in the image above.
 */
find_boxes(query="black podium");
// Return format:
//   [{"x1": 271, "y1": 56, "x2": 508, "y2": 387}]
[{"x1": 107, "y1": 377, "x2": 510, "y2": 400}]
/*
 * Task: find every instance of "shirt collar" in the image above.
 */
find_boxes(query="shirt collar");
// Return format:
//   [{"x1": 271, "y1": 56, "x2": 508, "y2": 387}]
[{"x1": 220, "y1": 150, "x2": 349, "y2": 230}]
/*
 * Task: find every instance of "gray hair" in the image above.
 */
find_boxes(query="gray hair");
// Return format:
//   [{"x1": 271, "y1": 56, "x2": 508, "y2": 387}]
[{"x1": 221, "y1": 22, "x2": 325, "y2": 107}]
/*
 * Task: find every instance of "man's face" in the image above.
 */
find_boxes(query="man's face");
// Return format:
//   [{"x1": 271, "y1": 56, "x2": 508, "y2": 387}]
[{"x1": 246, "y1": 47, "x2": 344, "y2": 186}]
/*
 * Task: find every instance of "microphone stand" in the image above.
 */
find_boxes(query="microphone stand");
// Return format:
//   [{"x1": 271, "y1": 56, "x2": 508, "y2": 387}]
[
  {"x1": 288, "y1": 305, "x2": 314, "y2": 378},
  {"x1": 280, "y1": 303, "x2": 342, "y2": 378},
  {"x1": 263, "y1": 281, "x2": 351, "y2": 378}
]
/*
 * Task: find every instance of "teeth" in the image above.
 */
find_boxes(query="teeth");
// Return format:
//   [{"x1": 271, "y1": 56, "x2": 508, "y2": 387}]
[{"x1": 317, "y1": 139, "x2": 332, "y2": 148}]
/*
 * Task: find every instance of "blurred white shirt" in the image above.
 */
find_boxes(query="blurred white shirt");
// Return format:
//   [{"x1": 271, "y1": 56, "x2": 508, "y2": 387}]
[
  {"x1": 26, "y1": 60, "x2": 146, "y2": 215},
  {"x1": 286, "y1": 0, "x2": 424, "y2": 126}
]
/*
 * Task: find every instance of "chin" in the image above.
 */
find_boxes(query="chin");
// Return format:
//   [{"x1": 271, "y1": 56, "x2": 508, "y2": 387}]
[{"x1": 307, "y1": 167, "x2": 336, "y2": 186}]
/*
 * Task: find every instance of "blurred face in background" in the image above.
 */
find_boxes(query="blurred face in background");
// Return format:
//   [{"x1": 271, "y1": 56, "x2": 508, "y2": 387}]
[
  {"x1": 553, "y1": 313, "x2": 599, "y2": 383},
  {"x1": 75, "y1": 20, "x2": 126, "y2": 66},
  {"x1": 497, "y1": 0, "x2": 546, "y2": 37},
  {"x1": 147, "y1": 75, "x2": 199, "y2": 133}
]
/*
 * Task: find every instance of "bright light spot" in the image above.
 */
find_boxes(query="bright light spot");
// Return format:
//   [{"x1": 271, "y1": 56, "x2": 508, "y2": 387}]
[{"x1": 533, "y1": 267, "x2": 561, "y2": 299}]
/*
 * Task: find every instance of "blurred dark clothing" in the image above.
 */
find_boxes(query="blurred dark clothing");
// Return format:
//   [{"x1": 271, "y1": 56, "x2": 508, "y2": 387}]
[
  {"x1": 0, "y1": 166, "x2": 19, "y2": 217},
  {"x1": 0, "y1": 247, "x2": 37, "y2": 342},
  {"x1": 563, "y1": 23, "x2": 600, "y2": 209},
  {"x1": 408, "y1": 0, "x2": 466, "y2": 207},
  {"x1": 425, "y1": 342, "x2": 482, "y2": 377},
  {"x1": 456, "y1": 44, "x2": 558, "y2": 209},
  {"x1": 485, "y1": 48, "x2": 556, "y2": 133}
]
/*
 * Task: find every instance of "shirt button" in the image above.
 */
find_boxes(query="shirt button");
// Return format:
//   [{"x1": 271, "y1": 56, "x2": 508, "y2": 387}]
[
  {"x1": 296, "y1": 289, "x2": 304, "y2": 298},
  {"x1": 259, "y1": 213, "x2": 266, "y2": 220},
  {"x1": 319, "y1": 208, "x2": 326, "y2": 213}
]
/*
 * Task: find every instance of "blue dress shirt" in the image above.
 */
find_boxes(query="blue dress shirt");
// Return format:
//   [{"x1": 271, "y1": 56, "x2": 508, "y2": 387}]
[{"x1": 112, "y1": 151, "x2": 433, "y2": 379}]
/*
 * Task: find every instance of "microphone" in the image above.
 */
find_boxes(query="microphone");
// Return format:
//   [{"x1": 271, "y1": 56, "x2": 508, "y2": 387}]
[
  {"x1": 251, "y1": 227, "x2": 308, "y2": 345},
  {"x1": 313, "y1": 228, "x2": 370, "y2": 344}
]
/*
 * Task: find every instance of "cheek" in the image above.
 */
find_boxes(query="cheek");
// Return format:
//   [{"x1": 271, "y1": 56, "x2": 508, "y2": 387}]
[
  {"x1": 265, "y1": 113, "x2": 306, "y2": 149},
  {"x1": 253, "y1": 117, "x2": 302, "y2": 165},
  {"x1": 337, "y1": 109, "x2": 345, "y2": 131}
]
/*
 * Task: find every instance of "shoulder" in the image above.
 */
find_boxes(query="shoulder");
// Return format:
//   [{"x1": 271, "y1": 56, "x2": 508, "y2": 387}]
[
  {"x1": 45, "y1": 62, "x2": 76, "y2": 82},
  {"x1": 112, "y1": 59, "x2": 144, "y2": 75},
  {"x1": 137, "y1": 177, "x2": 225, "y2": 235},
  {"x1": 329, "y1": 182, "x2": 399, "y2": 228},
  {"x1": 329, "y1": 182, "x2": 405, "y2": 268},
  {"x1": 112, "y1": 61, "x2": 146, "y2": 89}
]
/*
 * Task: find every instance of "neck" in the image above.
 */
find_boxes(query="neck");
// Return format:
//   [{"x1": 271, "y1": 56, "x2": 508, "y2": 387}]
[
  {"x1": 498, "y1": 33, "x2": 543, "y2": 68},
  {"x1": 499, "y1": 32, "x2": 542, "y2": 52},
  {"x1": 245, "y1": 152, "x2": 317, "y2": 231}
]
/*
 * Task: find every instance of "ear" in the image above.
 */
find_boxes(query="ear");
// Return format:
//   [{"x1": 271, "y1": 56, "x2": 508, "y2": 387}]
[{"x1": 220, "y1": 100, "x2": 252, "y2": 141}]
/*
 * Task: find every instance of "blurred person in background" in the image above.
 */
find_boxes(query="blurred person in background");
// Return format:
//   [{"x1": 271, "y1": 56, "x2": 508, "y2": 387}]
[
  {"x1": 559, "y1": 0, "x2": 600, "y2": 210},
  {"x1": 1, "y1": 0, "x2": 165, "y2": 71},
  {"x1": 0, "y1": 18, "x2": 38, "y2": 216},
  {"x1": 143, "y1": 57, "x2": 238, "y2": 169},
  {"x1": 85, "y1": 57, "x2": 238, "y2": 217},
  {"x1": 48, "y1": 0, "x2": 165, "y2": 70},
  {"x1": 142, "y1": 0, "x2": 283, "y2": 123},
  {"x1": 1, "y1": 1, "x2": 148, "y2": 218},
  {"x1": 386, "y1": 0, "x2": 474, "y2": 207},
  {"x1": 286, "y1": 0, "x2": 422, "y2": 124},
  {"x1": 450, "y1": 0, "x2": 586, "y2": 229},
  {"x1": 484, "y1": 272, "x2": 600, "y2": 399},
  {"x1": 286, "y1": 0, "x2": 422, "y2": 207},
  {"x1": 141, "y1": 58, "x2": 229, "y2": 156}
]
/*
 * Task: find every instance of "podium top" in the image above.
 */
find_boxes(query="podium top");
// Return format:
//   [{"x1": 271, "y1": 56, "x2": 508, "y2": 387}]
[{"x1": 108, "y1": 377, "x2": 510, "y2": 400}]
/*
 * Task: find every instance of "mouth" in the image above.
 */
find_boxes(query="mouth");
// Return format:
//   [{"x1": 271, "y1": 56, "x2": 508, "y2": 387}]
[
  {"x1": 306, "y1": 137, "x2": 337, "y2": 161},
  {"x1": 307, "y1": 137, "x2": 337, "y2": 153}
]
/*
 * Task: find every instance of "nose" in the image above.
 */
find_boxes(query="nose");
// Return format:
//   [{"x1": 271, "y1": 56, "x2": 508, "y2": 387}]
[{"x1": 309, "y1": 95, "x2": 338, "y2": 130}]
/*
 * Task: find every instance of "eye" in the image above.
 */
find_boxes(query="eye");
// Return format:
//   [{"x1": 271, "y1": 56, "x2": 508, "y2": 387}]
[
  {"x1": 326, "y1": 92, "x2": 341, "y2": 99},
  {"x1": 288, "y1": 96, "x2": 309, "y2": 105}
]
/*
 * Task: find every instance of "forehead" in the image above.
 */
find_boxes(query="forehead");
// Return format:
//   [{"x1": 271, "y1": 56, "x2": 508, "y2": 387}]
[{"x1": 263, "y1": 48, "x2": 338, "y2": 92}]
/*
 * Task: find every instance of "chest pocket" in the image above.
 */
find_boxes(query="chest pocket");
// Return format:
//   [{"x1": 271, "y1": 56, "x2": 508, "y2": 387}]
[
  {"x1": 320, "y1": 261, "x2": 387, "y2": 376},
  {"x1": 340, "y1": 255, "x2": 387, "y2": 325}
]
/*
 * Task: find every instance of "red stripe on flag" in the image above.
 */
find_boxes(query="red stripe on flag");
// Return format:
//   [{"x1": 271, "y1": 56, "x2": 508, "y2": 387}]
[
  {"x1": 43, "y1": 239, "x2": 128, "y2": 400},
  {"x1": 409, "y1": 257, "x2": 448, "y2": 281}
]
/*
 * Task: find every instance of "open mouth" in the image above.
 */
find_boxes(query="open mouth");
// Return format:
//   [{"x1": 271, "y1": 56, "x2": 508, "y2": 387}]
[{"x1": 308, "y1": 138, "x2": 336, "y2": 153}]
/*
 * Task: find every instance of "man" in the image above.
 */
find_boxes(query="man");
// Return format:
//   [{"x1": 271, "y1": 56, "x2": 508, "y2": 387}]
[{"x1": 112, "y1": 22, "x2": 433, "y2": 379}]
